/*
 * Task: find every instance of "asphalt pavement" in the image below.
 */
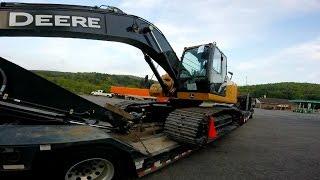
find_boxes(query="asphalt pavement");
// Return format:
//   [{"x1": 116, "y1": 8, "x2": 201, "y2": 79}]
[
  {"x1": 141, "y1": 109, "x2": 320, "y2": 180},
  {"x1": 2, "y1": 108, "x2": 320, "y2": 180}
]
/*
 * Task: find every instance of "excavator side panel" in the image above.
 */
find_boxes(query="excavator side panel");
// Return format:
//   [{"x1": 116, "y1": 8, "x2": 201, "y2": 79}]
[{"x1": 177, "y1": 84, "x2": 238, "y2": 104}]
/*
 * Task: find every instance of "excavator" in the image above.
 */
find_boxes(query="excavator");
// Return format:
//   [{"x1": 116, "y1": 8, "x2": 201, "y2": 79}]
[{"x1": 0, "y1": 2, "x2": 253, "y2": 179}]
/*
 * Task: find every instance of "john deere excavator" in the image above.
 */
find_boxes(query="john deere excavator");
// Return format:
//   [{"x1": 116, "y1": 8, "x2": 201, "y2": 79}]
[{"x1": 0, "y1": 2, "x2": 253, "y2": 179}]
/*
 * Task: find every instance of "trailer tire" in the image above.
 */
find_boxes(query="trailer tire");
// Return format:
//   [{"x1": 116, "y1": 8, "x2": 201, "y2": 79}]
[
  {"x1": 60, "y1": 148, "x2": 128, "y2": 180},
  {"x1": 33, "y1": 147, "x2": 133, "y2": 180}
]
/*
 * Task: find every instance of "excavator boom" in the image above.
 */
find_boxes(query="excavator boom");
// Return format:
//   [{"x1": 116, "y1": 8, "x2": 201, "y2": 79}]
[{"x1": 0, "y1": 2, "x2": 180, "y2": 88}]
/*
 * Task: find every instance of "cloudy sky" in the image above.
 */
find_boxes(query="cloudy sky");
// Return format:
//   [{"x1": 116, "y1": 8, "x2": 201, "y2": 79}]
[{"x1": 0, "y1": 0, "x2": 319, "y2": 85}]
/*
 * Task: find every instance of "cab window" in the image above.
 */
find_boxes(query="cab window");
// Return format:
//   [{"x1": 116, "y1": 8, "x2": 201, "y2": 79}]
[
  {"x1": 212, "y1": 47, "x2": 222, "y2": 73},
  {"x1": 180, "y1": 45, "x2": 210, "y2": 78}
]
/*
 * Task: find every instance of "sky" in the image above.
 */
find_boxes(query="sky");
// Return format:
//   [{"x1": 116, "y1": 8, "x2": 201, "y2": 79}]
[{"x1": 0, "y1": 0, "x2": 319, "y2": 85}]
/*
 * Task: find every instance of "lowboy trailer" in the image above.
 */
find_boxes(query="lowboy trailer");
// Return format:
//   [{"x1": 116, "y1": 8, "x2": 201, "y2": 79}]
[{"x1": 0, "y1": 2, "x2": 253, "y2": 180}]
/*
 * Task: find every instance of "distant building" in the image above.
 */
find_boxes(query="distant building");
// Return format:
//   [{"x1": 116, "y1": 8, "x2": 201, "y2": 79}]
[
  {"x1": 290, "y1": 100, "x2": 320, "y2": 113},
  {"x1": 255, "y1": 98, "x2": 295, "y2": 110}
]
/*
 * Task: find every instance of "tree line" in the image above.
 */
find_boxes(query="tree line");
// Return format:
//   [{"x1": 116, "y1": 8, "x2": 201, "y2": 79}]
[
  {"x1": 35, "y1": 71, "x2": 320, "y2": 100},
  {"x1": 239, "y1": 82, "x2": 320, "y2": 100},
  {"x1": 34, "y1": 70, "x2": 153, "y2": 94}
]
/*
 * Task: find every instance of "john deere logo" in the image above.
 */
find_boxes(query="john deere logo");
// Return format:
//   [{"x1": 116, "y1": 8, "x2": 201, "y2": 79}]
[{"x1": 9, "y1": 12, "x2": 101, "y2": 28}]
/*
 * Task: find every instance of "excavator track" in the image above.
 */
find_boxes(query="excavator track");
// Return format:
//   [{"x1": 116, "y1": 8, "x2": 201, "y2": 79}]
[{"x1": 164, "y1": 106, "x2": 242, "y2": 145}]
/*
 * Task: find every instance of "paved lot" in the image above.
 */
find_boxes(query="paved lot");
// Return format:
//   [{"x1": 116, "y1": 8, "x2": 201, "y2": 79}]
[
  {"x1": 2, "y1": 108, "x2": 320, "y2": 180},
  {"x1": 142, "y1": 109, "x2": 320, "y2": 180}
]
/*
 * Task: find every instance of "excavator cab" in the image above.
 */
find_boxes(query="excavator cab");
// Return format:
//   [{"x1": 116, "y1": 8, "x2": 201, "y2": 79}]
[
  {"x1": 178, "y1": 44, "x2": 211, "y2": 92},
  {"x1": 177, "y1": 43, "x2": 238, "y2": 104}
]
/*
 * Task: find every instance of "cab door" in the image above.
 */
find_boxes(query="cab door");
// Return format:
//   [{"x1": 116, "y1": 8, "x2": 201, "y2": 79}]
[{"x1": 208, "y1": 46, "x2": 227, "y2": 93}]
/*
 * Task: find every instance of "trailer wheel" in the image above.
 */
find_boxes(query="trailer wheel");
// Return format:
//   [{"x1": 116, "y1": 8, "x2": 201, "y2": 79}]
[
  {"x1": 65, "y1": 158, "x2": 114, "y2": 180},
  {"x1": 61, "y1": 149, "x2": 127, "y2": 180}
]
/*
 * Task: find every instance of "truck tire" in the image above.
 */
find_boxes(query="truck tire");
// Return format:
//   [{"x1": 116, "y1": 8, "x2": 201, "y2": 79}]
[
  {"x1": 33, "y1": 148, "x2": 132, "y2": 180},
  {"x1": 60, "y1": 149, "x2": 128, "y2": 180}
]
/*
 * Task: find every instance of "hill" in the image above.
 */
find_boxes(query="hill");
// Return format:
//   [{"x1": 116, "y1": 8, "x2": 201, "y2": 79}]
[
  {"x1": 33, "y1": 70, "x2": 153, "y2": 94},
  {"x1": 239, "y1": 82, "x2": 320, "y2": 100},
  {"x1": 34, "y1": 71, "x2": 320, "y2": 100}
]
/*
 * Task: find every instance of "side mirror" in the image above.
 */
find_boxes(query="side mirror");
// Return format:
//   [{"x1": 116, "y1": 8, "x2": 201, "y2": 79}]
[{"x1": 228, "y1": 71, "x2": 233, "y2": 80}]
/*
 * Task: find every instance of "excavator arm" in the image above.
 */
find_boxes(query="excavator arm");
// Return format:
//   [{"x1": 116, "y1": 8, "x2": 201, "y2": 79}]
[{"x1": 0, "y1": 2, "x2": 180, "y2": 89}]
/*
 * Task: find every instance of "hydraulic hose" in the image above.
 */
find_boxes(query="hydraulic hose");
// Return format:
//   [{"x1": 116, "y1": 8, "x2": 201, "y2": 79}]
[{"x1": 0, "y1": 67, "x2": 7, "y2": 95}]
